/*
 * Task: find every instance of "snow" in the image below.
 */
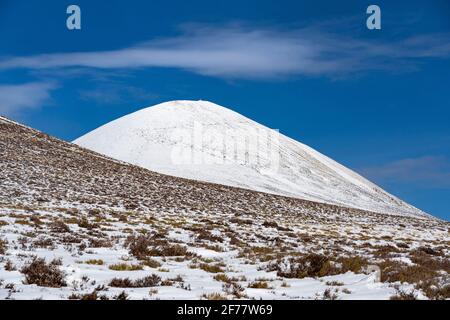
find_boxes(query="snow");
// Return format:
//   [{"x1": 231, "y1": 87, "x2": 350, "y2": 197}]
[{"x1": 74, "y1": 100, "x2": 428, "y2": 218}]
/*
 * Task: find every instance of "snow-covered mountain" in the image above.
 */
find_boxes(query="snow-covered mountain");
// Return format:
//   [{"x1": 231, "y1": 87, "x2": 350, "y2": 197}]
[{"x1": 74, "y1": 100, "x2": 427, "y2": 218}]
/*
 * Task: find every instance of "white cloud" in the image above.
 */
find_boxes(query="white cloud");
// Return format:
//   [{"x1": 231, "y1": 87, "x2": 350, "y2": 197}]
[
  {"x1": 79, "y1": 84, "x2": 159, "y2": 105},
  {"x1": 360, "y1": 156, "x2": 450, "y2": 188},
  {"x1": 0, "y1": 25, "x2": 449, "y2": 79},
  {"x1": 0, "y1": 82, "x2": 56, "y2": 115}
]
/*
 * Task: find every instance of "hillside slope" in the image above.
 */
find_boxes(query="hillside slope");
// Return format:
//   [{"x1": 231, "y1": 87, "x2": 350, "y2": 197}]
[{"x1": 0, "y1": 116, "x2": 448, "y2": 300}]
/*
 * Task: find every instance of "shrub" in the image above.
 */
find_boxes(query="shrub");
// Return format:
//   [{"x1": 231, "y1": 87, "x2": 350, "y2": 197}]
[
  {"x1": 321, "y1": 288, "x2": 339, "y2": 300},
  {"x1": 379, "y1": 259, "x2": 436, "y2": 284},
  {"x1": 85, "y1": 259, "x2": 104, "y2": 265},
  {"x1": 134, "y1": 274, "x2": 161, "y2": 287},
  {"x1": 113, "y1": 291, "x2": 129, "y2": 300},
  {"x1": 213, "y1": 274, "x2": 231, "y2": 283},
  {"x1": 89, "y1": 238, "x2": 113, "y2": 248},
  {"x1": 77, "y1": 218, "x2": 97, "y2": 229},
  {"x1": 0, "y1": 238, "x2": 7, "y2": 254},
  {"x1": 267, "y1": 253, "x2": 368, "y2": 279},
  {"x1": 68, "y1": 291, "x2": 109, "y2": 300},
  {"x1": 222, "y1": 282, "x2": 246, "y2": 298},
  {"x1": 158, "y1": 244, "x2": 190, "y2": 257},
  {"x1": 127, "y1": 235, "x2": 153, "y2": 259},
  {"x1": 248, "y1": 281, "x2": 269, "y2": 289},
  {"x1": 109, "y1": 274, "x2": 161, "y2": 288},
  {"x1": 262, "y1": 221, "x2": 278, "y2": 228},
  {"x1": 51, "y1": 220, "x2": 70, "y2": 233},
  {"x1": 4, "y1": 259, "x2": 16, "y2": 271},
  {"x1": 390, "y1": 288, "x2": 418, "y2": 300},
  {"x1": 109, "y1": 277, "x2": 133, "y2": 288},
  {"x1": 336, "y1": 256, "x2": 368, "y2": 273},
  {"x1": 142, "y1": 258, "x2": 161, "y2": 268},
  {"x1": 197, "y1": 230, "x2": 223, "y2": 243},
  {"x1": 126, "y1": 234, "x2": 191, "y2": 259},
  {"x1": 201, "y1": 292, "x2": 228, "y2": 300},
  {"x1": 419, "y1": 283, "x2": 450, "y2": 300},
  {"x1": 21, "y1": 257, "x2": 66, "y2": 287},
  {"x1": 270, "y1": 254, "x2": 331, "y2": 279},
  {"x1": 417, "y1": 246, "x2": 440, "y2": 256},
  {"x1": 108, "y1": 263, "x2": 143, "y2": 271},
  {"x1": 198, "y1": 263, "x2": 225, "y2": 273}
]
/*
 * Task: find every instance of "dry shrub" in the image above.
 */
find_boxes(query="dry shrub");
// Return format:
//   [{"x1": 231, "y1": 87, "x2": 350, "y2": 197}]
[
  {"x1": 0, "y1": 238, "x2": 7, "y2": 254},
  {"x1": 88, "y1": 238, "x2": 113, "y2": 248},
  {"x1": 5, "y1": 259, "x2": 16, "y2": 271},
  {"x1": 51, "y1": 220, "x2": 70, "y2": 233},
  {"x1": 68, "y1": 290, "x2": 109, "y2": 300},
  {"x1": 85, "y1": 259, "x2": 104, "y2": 265},
  {"x1": 222, "y1": 282, "x2": 246, "y2": 298},
  {"x1": 213, "y1": 274, "x2": 230, "y2": 283},
  {"x1": 267, "y1": 254, "x2": 368, "y2": 279},
  {"x1": 262, "y1": 221, "x2": 278, "y2": 228},
  {"x1": 248, "y1": 281, "x2": 269, "y2": 289},
  {"x1": 202, "y1": 292, "x2": 228, "y2": 300},
  {"x1": 382, "y1": 251, "x2": 450, "y2": 300},
  {"x1": 268, "y1": 254, "x2": 331, "y2": 279},
  {"x1": 416, "y1": 246, "x2": 441, "y2": 256},
  {"x1": 321, "y1": 288, "x2": 339, "y2": 300},
  {"x1": 108, "y1": 263, "x2": 143, "y2": 271},
  {"x1": 229, "y1": 236, "x2": 242, "y2": 246},
  {"x1": 126, "y1": 234, "x2": 153, "y2": 258},
  {"x1": 77, "y1": 218, "x2": 98, "y2": 229},
  {"x1": 335, "y1": 256, "x2": 368, "y2": 273},
  {"x1": 126, "y1": 234, "x2": 191, "y2": 258},
  {"x1": 197, "y1": 230, "x2": 223, "y2": 243},
  {"x1": 159, "y1": 244, "x2": 190, "y2": 257},
  {"x1": 198, "y1": 263, "x2": 225, "y2": 273},
  {"x1": 113, "y1": 291, "x2": 129, "y2": 300},
  {"x1": 21, "y1": 257, "x2": 66, "y2": 287},
  {"x1": 141, "y1": 258, "x2": 161, "y2": 268},
  {"x1": 298, "y1": 233, "x2": 313, "y2": 243},
  {"x1": 410, "y1": 251, "x2": 449, "y2": 272},
  {"x1": 30, "y1": 215, "x2": 43, "y2": 226},
  {"x1": 109, "y1": 274, "x2": 161, "y2": 288},
  {"x1": 396, "y1": 242, "x2": 409, "y2": 249},
  {"x1": 372, "y1": 245, "x2": 401, "y2": 258},
  {"x1": 229, "y1": 217, "x2": 252, "y2": 225},
  {"x1": 326, "y1": 281, "x2": 344, "y2": 286},
  {"x1": 390, "y1": 288, "x2": 417, "y2": 300},
  {"x1": 33, "y1": 237, "x2": 54, "y2": 248}
]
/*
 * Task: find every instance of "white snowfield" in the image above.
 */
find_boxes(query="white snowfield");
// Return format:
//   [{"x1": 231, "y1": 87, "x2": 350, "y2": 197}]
[{"x1": 74, "y1": 100, "x2": 427, "y2": 218}]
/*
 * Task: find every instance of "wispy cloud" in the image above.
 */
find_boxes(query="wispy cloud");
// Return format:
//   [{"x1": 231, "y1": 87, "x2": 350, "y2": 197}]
[
  {"x1": 360, "y1": 156, "x2": 450, "y2": 188},
  {"x1": 79, "y1": 84, "x2": 159, "y2": 105},
  {"x1": 0, "y1": 82, "x2": 57, "y2": 115},
  {"x1": 0, "y1": 25, "x2": 449, "y2": 79}
]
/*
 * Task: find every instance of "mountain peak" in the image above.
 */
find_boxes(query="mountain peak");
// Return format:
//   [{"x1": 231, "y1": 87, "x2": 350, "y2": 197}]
[
  {"x1": 74, "y1": 100, "x2": 429, "y2": 218},
  {"x1": 139, "y1": 100, "x2": 237, "y2": 117}
]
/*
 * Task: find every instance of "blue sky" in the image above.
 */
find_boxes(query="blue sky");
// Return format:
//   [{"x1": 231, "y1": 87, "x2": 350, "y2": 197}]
[{"x1": 0, "y1": 0, "x2": 449, "y2": 219}]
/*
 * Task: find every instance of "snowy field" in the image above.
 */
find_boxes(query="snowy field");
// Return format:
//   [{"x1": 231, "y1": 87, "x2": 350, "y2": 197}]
[{"x1": 0, "y1": 203, "x2": 447, "y2": 300}]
